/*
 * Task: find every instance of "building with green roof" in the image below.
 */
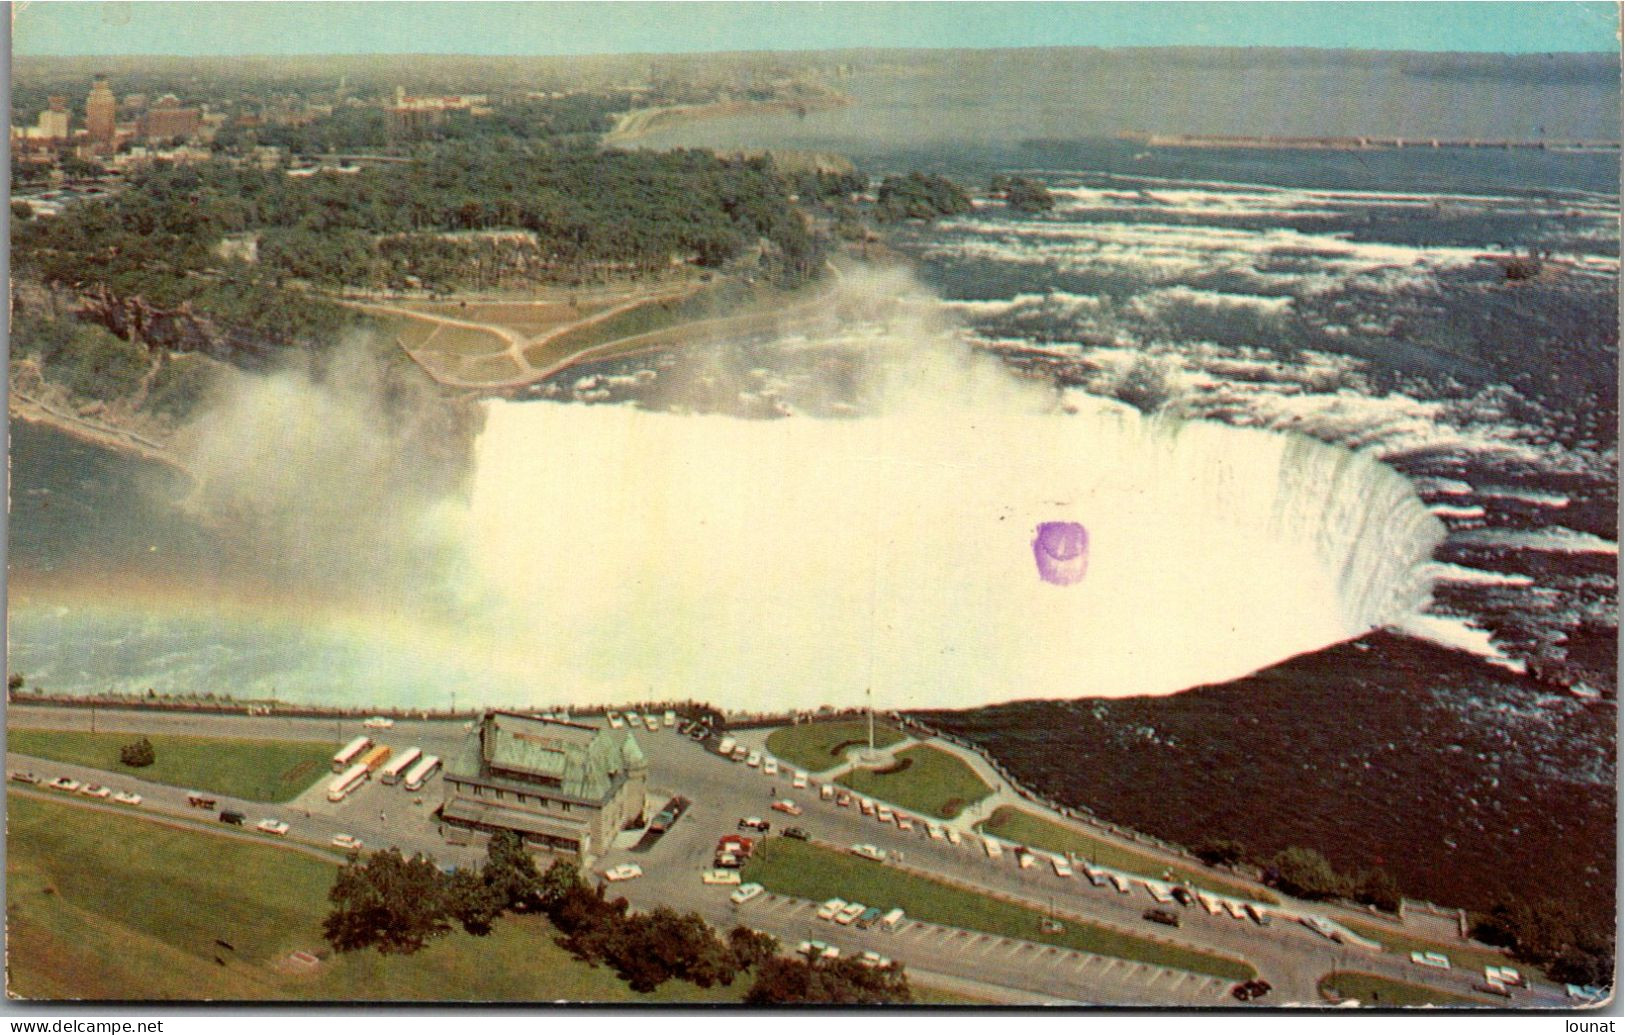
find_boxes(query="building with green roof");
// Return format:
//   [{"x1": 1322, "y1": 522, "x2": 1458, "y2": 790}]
[{"x1": 439, "y1": 711, "x2": 648, "y2": 860}]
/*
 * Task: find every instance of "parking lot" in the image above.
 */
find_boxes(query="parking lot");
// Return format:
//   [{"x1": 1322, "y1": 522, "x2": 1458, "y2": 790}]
[{"x1": 6, "y1": 704, "x2": 1557, "y2": 1008}]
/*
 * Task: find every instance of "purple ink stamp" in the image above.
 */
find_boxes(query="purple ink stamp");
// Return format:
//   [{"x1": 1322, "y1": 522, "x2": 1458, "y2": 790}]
[{"x1": 1032, "y1": 521, "x2": 1089, "y2": 585}]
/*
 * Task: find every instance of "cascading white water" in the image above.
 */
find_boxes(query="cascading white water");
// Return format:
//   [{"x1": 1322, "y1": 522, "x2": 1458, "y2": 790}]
[{"x1": 455, "y1": 368, "x2": 1444, "y2": 711}]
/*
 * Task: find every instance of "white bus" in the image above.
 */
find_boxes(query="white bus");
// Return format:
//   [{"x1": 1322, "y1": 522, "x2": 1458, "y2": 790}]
[
  {"x1": 402, "y1": 754, "x2": 442, "y2": 792},
  {"x1": 327, "y1": 762, "x2": 370, "y2": 802},
  {"x1": 380, "y1": 747, "x2": 423, "y2": 785},
  {"x1": 332, "y1": 736, "x2": 372, "y2": 773}
]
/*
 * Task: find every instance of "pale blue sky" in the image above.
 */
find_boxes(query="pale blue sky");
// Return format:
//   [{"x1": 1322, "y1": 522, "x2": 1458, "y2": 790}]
[{"x1": 13, "y1": 1, "x2": 1621, "y2": 56}]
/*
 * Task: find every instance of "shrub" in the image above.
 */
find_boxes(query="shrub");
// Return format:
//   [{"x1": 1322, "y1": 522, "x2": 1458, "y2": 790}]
[{"x1": 119, "y1": 737, "x2": 156, "y2": 768}]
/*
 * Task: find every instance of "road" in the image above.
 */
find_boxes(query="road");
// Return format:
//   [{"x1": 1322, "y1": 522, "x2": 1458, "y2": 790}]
[{"x1": 5, "y1": 705, "x2": 1569, "y2": 1008}]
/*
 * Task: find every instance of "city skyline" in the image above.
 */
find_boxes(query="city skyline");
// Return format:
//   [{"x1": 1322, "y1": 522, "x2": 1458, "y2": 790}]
[{"x1": 13, "y1": 1, "x2": 1621, "y2": 57}]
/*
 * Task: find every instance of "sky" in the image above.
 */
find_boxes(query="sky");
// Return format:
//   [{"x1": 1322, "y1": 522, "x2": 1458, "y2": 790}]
[{"x1": 11, "y1": 1, "x2": 1622, "y2": 57}]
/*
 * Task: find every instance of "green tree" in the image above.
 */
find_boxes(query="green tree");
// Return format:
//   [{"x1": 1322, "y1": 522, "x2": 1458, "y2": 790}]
[
  {"x1": 728, "y1": 925, "x2": 780, "y2": 971},
  {"x1": 119, "y1": 737, "x2": 156, "y2": 768},
  {"x1": 875, "y1": 172, "x2": 972, "y2": 223},
  {"x1": 745, "y1": 956, "x2": 912, "y2": 1005},
  {"x1": 1193, "y1": 838, "x2": 1248, "y2": 868},
  {"x1": 1270, "y1": 846, "x2": 1346, "y2": 900},
  {"x1": 444, "y1": 867, "x2": 505, "y2": 936},
  {"x1": 482, "y1": 829, "x2": 543, "y2": 911},
  {"x1": 323, "y1": 848, "x2": 452, "y2": 955}
]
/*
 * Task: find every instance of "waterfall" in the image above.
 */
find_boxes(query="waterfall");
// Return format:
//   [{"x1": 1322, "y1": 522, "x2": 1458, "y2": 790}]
[{"x1": 456, "y1": 389, "x2": 1444, "y2": 710}]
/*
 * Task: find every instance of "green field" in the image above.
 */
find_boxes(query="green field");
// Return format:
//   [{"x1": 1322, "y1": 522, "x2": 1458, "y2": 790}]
[
  {"x1": 741, "y1": 837, "x2": 1254, "y2": 981},
  {"x1": 8, "y1": 728, "x2": 336, "y2": 804},
  {"x1": 1318, "y1": 971, "x2": 1490, "y2": 1008},
  {"x1": 836, "y1": 745, "x2": 994, "y2": 820},
  {"x1": 1333, "y1": 916, "x2": 1513, "y2": 974},
  {"x1": 765, "y1": 719, "x2": 907, "y2": 774},
  {"x1": 977, "y1": 807, "x2": 1276, "y2": 903},
  {"x1": 5, "y1": 793, "x2": 742, "y2": 1002}
]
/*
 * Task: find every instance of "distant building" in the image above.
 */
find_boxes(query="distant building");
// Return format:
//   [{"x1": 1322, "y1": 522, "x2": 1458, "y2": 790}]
[
  {"x1": 85, "y1": 75, "x2": 117, "y2": 144},
  {"x1": 440, "y1": 711, "x2": 648, "y2": 859},
  {"x1": 140, "y1": 95, "x2": 201, "y2": 141},
  {"x1": 36, "y1": 96, "x2": 70, "y2": 139}
]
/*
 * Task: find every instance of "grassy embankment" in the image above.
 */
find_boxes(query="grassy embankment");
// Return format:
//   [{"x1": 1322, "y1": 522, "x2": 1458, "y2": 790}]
[
  {"x1": 977, "y1": 807, "x2": 1277, "y2": 904},
  {"x1": 764, "y1": 719, "x2": 907, "y2": 774},
  {"x1": 1317, "y1": 971, "x2": 1490, "y2": 1008},
  {"x1": 7, "y1": 728, "x2": 335, "y2": 804},
  {"x1": 1331, "y1": 916, "x2": 1512, "y2": 974},
  {"x1": 836, "y1": 745, "x2": 993, "y2": 820},
  {"x1": 7, "y1": 794, "x2": 985, "y2": 1004},
  {"x1": 6, "y1": 793, "x2": 736, "y2": 1002},
  {"x1": 521, "y1": 277, "x2": 832, "y2": 372},
  {"x1": 741, "y1": 837, "x2": 1254, "y2": 981}
]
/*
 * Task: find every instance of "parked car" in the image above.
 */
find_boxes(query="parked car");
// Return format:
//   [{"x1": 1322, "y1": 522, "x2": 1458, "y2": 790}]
[
  {"x1": 8, "y1": 770, "x2": 40, "y2": 785},
  {"x1": 858, "y1": 950, "x2": 893, "y2": 969},
  {"x1": 762, "y1": 760, "x2": 779, "y2": 776},
  {"x1": 331, "y1": 834, "x2": 363, "y2": 851},
  {"x1": 730, "y1": 882, "x2": 765, "y2": 904},
  {"x1": 771, "y1": 799, "x2": 803, "y2": 816},
  {"x1": 746, "y1": 751, "x2": 762, "y2": 768},
  {"x1": 1143, "y1": 908, "x2": 1181, "y2": 927},
  {"x1": 702, "y1": 868, "x2": 742, "y2": 886},
  {"x1": 783, "y1": 827, "x2": 810, "y2": 841},
  {"x1": 362, "y1": 716, "x2": 395, "y2": 729},
  {"x1": 926, "y1": 822, "x2": 944, "y2": 840},
  {"x1": 792, "y1": 771, "x2": 809, "y2": 789},
  {"x1": 644, "y1": 714, "x2": 660, "y2": 732},
  {"x1": 894, "y1": 814, "x2": 913, "y2": 832},
  {"x1": 604, "y1": 863, "x2": 644, "y2": 882},
  {"x1": 738, "y1": 816, "x2": 771, "y2": 832},
  {"x1": 256, "y1": 818, "x2": 290, "y2": 836},
  {"x1": 797, "y1": 939, "x2": 840, "y2": 960},
  {"x1": 849, "y1": 843, "x2": 886, "y2": 862},
  {"x1": 714, "y1": 852, "x2": 744, "y2": 869},
  {"x1": 607, "y1": 711, "x2": 625, "y2": 729},
  {"x1": 875, "y1": 805, "x2": 893, "y2": 822},
  {"x1": 112, "y1": 790, "x2": 142, "y2": 806},
  {"x1": 1170, "y1": 886, "x2": 1195, "y2": 906},
  {"x1": 1232, "y1": 979, "x2": 1272, "y2": 1001},
  {"x1": 836, "y1": 791, "x2": 853, "y2": 807},
  {"x1": 945, "y1": 827, "x2": 962, "y2": 846},
  {"x1": 77, "y1": 783, "x2": 111, "y2": 799},
  {"x1": 48, "y1": 777, "x2": 81, "y2": 792},
  {"x1": 835, "y1": 902, "x2": 867, "y2": 925},
  {"x1": 816, "y1": 898, "x2": 848, "y2": 921},
  {"x1": 858, "y1": 797, "x2": 874, "y2": 816},
  {"x1": 219, "y1": 810, "x2": 246, "y2": 825},
  {"x1": 732, "y1": 745, "x2": 750, "y2": 762},
  {"x1": 854, "y1": 906, "x2": 884, "y2": 929}
]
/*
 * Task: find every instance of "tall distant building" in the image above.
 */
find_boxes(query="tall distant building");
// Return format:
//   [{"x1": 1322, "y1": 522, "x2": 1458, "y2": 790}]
[{"x1": 85, "y1": 75, "x2": 116, "y2": 143}]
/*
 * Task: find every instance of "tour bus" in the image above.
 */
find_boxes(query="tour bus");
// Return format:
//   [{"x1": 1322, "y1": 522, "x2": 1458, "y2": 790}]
[
  {"x1": 403, "y1": 754, "x2": 442, "y2": 792},
  {"x1": 358, "y1": 744, "x2": 393, "y2": 773},
  {"x1": 332, "y1": 736, "x2": 373, "y2": 773},
  {"x1": 327, "y1": 762, "x2": 371, "y2": 802},
  {"x1": 380, "y1": 747, "x2": 423, "y2": 785}
]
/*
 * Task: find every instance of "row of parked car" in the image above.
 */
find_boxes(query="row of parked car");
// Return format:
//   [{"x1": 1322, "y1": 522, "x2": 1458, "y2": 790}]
[{"x1": 13, "y1": 770, "x2": 143, "y2": 806}]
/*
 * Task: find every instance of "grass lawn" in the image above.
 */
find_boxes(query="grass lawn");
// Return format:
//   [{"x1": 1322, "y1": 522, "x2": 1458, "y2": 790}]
[
  {"x1": 1333, "y1": 916, "x2": 1513, "y2": 974},
  {"x1": 765, "y1": 719, "x2": 906, "y2": 774},
  {"x1": 837, "y1": 745, "x2": 993, "y2": 820},
  {"x1": 7, "y1": 728, "x2": 336, "y2": 804},
  {"x1": 977, "y1": 807, "x2": 1276, "y2": 903},
  {"x1": 1317, "y1": 971, "x2": 1490, "y2": 1008},
  {"x1": 5, "y1": 793, "x2": 741, "y2": 1003},
  {"x1": 741, "y1": 837, "x2": 1254, "y2": 981}
]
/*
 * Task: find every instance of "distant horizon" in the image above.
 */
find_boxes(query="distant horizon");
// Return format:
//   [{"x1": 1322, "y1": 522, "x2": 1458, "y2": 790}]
[
  {"x1": 12, "y1": 2, "x2": 1620, "y2": 58},
  {"x1": 16, "y1": 42, "x2": 1625, "y2": 62}
]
